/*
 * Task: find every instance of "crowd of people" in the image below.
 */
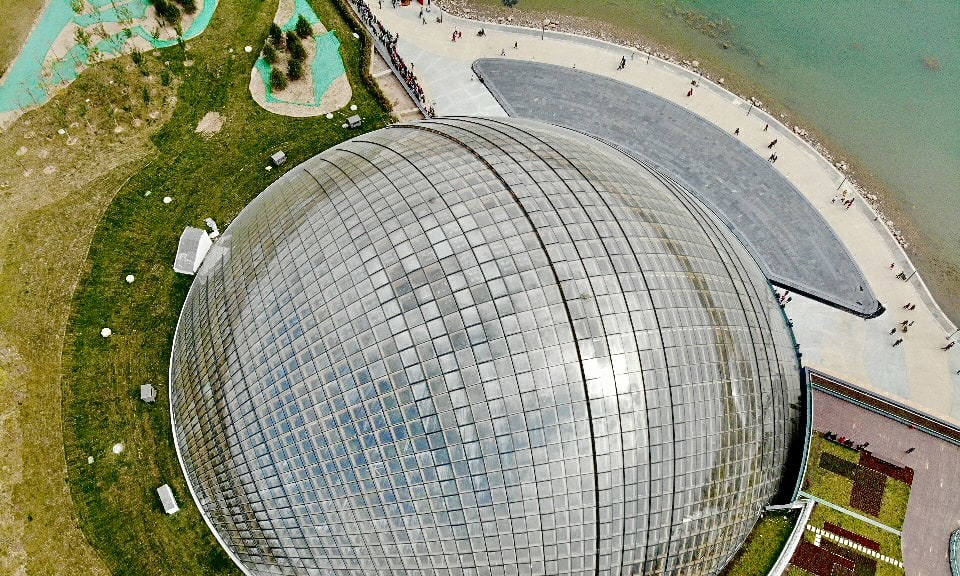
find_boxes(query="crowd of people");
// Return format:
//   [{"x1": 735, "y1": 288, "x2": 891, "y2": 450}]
[{"x1": 353, "y1": 0, "x2": 435, "y2": 117}]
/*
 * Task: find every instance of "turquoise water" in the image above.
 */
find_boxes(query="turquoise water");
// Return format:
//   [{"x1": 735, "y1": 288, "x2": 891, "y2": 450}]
[{"x1": 668, "y1": 0, "x2": 960, "y2": 301}]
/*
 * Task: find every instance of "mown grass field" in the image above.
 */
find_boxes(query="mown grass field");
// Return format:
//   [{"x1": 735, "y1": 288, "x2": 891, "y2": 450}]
[{"x1": 0, "y1": 0, "x2": 391, "y2": 574}]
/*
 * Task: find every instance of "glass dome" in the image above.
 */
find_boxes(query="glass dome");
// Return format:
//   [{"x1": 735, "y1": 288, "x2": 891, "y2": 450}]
[{"x1": 170, "y1": 117, "x2": 802, "y2": 576}]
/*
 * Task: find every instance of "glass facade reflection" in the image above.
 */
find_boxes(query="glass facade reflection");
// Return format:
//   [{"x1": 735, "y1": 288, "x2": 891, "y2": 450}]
[{"x1": 170, "y1": 117, "x2": 801, "y2": 576}]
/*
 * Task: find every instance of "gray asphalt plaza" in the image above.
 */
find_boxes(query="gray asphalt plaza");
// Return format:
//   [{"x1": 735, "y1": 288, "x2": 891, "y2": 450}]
[
  {"x1": 472, "y1": 58, "x2": 879, "y2": 318},
  {"x1": 812, "y1": 389, "x2": 960, "y2": 576},
  {"x1": 360, "y1": 2, "x2": 960, "y2": 428}
]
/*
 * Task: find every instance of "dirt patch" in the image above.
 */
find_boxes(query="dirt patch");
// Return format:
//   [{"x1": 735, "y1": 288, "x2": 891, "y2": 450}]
[
  {"x1": 248, "y1": 63, "x2": 352, "y2": 117},
  {"x1": 194, "y1": 111, "x2": 224, "y2": 135},
  {"x1": 249, "y1": 2, "x2": 351, "y2": 117}
]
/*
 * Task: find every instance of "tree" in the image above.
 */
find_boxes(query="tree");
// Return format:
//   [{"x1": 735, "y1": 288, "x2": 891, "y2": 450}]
[
  {"x1": 174, "y1": 0, "x2": 197, "y2": 14},
  {"x1": 262, "y1": 43, "x2": 277, "y2": 64},
  {"x1": 269, "y1": 23, "x2": 283, "y2": 46},
  {"x1": 295, "y1": 15, "x2": 313, "y2": 39},
  {"x1": 286, "y1": 31, "x2": 306, "y2": 61},
  {"x1": 287, "y1": 58, "x2": 303, "y2": 81},
  {"x1": 271, "y1": 69, "x2": 288, "y2": 91},
  {"x1": 151, "y1": 0, "x2": 181, "y2": 25}
]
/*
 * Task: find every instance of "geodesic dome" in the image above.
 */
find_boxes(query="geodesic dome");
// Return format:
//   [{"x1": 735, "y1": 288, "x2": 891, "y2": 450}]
[{"x1": 170, "y1": 117, "x2": 802, "y2": 576}]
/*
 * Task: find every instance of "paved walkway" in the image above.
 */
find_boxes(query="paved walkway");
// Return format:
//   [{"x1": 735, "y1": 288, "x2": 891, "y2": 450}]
[
  {"x1": 813, "y1": 390, "x2": 960, "y2": 576},
  {"x1": 360, "y1": 2, "x2": 960, "y2": 425},
  {"x1": 472, "y1": 58, "x2": 879, "y2": 317}
]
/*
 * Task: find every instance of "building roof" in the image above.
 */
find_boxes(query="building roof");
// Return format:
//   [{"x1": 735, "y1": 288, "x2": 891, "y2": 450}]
[
  {"x1": 170, "y1": 117, "x2": 802, "y2": 575},
  {"x1": 173, "y1": 227, "x2": 211, "y2": 275},
  {"x1": 157, "y1": 484, "x2": 179, "y2": 515}
]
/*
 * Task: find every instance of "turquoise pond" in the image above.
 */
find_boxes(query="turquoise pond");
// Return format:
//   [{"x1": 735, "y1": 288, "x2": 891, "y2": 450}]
[{"x1": 0, "y1": 0, "x2": 219, "y2": 113}]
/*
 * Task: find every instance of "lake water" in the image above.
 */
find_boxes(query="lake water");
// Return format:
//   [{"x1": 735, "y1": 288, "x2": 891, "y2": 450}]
[{"x1": 665, "y1": 0, "x2": 960, "y2": 317}]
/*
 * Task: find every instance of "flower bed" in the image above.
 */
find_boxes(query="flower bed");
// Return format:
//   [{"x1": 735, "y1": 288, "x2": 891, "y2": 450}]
[
  {"x1": 824, "y1": 522, "x2": 881, "y2": 551},
  {"x1": 850, "y1": 468, "x2": 885, "y2": 516},
  {"x1": 820, "y1": 452, "x2": 859, "y2": 478},
  {"x1": 791, "y1": 541, "x2": 856, "y2": 576},
  {"x1": 860, "y1": 452, "x2": 914, "y2": 485},
  {"x1": 821, "y1": 540, "x2": 877, "y2": 576}
]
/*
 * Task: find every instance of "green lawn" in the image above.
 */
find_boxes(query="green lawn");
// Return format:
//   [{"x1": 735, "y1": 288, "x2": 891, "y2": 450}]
[
  {"x1": 721, "y1": 510, "x2": 799, "y2": 576},
  {"x1": 56, "y1": 1, "x2": 392, "y2": 575},
  {"x1": 805, "y1": 505, "x2": 904, "y2": 569},
  {"x1": 803, "y1": 433, "x2": 911, "y2": 530}
]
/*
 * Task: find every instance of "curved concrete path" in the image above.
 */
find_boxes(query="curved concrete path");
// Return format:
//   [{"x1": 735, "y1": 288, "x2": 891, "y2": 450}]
[
  {"x1": 473, "y1": 58, "x2": 879, "y2": 318},
  {"x1": 355, "y1": 2, "x2": 960, "y2": 427}
]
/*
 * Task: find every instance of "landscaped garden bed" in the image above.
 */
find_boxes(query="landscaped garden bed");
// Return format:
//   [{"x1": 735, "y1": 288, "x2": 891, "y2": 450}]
[
  {"x1": 720, "y1": 509, "x2": 800, "y2": 576},
  {"x1": 802, "y1": 432, "x2": 912, "y2": 529}
]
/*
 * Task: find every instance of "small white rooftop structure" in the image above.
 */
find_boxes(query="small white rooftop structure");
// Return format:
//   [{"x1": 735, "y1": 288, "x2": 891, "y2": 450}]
[
  {"x1": 348, "y1": 114, "x2": 362, "y2": 128},
  {"x1": 270, "y1": 151, "x2": 287, "y2": 166},
  {"x1": 173, "y1": 227, "x2": 212, "y2": 275},
  {"x1": 157, "y1": 484, "x2": 180, "y2": 515},
  {"x1": 204, "y1": 217, "x2": 220, "y2": 239},
  {"x1": 140, "y1": 383, "x2": 157, "y2": 403}
]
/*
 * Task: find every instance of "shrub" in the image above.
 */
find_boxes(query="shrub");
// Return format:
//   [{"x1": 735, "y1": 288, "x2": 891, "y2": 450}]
[
  {"x1": 503, "y1": 0, "x2": 518, "y2": 5},
  {"x1": 271, "y1": 69, "x2": 288, "y2": 91},
  {"x1": 295, "y1": 15, "x2": 313, "y2": 39},
  {"x1": 151, "y1": 0, "x2": 181, "y2": 25},
  {"x1": 287, "y1": 58, "x2": 303, "y2": 80},
  {"x1": 262, "y1": 43, "x2": 278, "y2": 64},
  {"x1": 269, "y1": 23, "x2": 283, "y2": 46},
  {"x1": 160, "y1": 69, "x2": 172, "y2": 86},
  {"x1": 286, "y1": 31, "x2": 306, "y2": 61},
  {"x1": 174, "y1": 0, "x2": 197, "y2": 14}
]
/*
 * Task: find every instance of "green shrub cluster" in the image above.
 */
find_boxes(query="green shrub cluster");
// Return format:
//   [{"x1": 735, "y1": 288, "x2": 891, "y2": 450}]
[
  {"x1": 173, "y1": 0, "x2": 197, "y2": 14},
  {"x1": 295, "y1": 15, "x2": 313, "y2": 39},
  {"x1": 150, "y1": 0, "x2": 181, "y2": 25}
]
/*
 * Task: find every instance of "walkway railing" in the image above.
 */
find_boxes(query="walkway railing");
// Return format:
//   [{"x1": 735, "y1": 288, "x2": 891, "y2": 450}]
[{"x1": 347, "y1": 0, "x2": 433, "y2": 118}]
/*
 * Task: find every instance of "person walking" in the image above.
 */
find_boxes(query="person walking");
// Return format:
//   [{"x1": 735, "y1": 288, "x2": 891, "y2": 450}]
[
  {"x1": 892, "y1": 338, "x2": 903, "y2": 347},
  {"x1": 943, "y1": 342, "x2": 956, "y2": 351},
  {"x1": 734, "y1": 127, "x2": 740, "y2": 135},
  {"x1": 767, "y1": 139, "x2": 778, "y2": 148},
  {"x1": 763, "y1": 124, "x2": 769, "y2": 131},
  {"x1": 905, "y1": 447, "x2": 915, "y2": 453},
  {"x1": 687, "y1": 88, "x2": 694, "y2": 97}
]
